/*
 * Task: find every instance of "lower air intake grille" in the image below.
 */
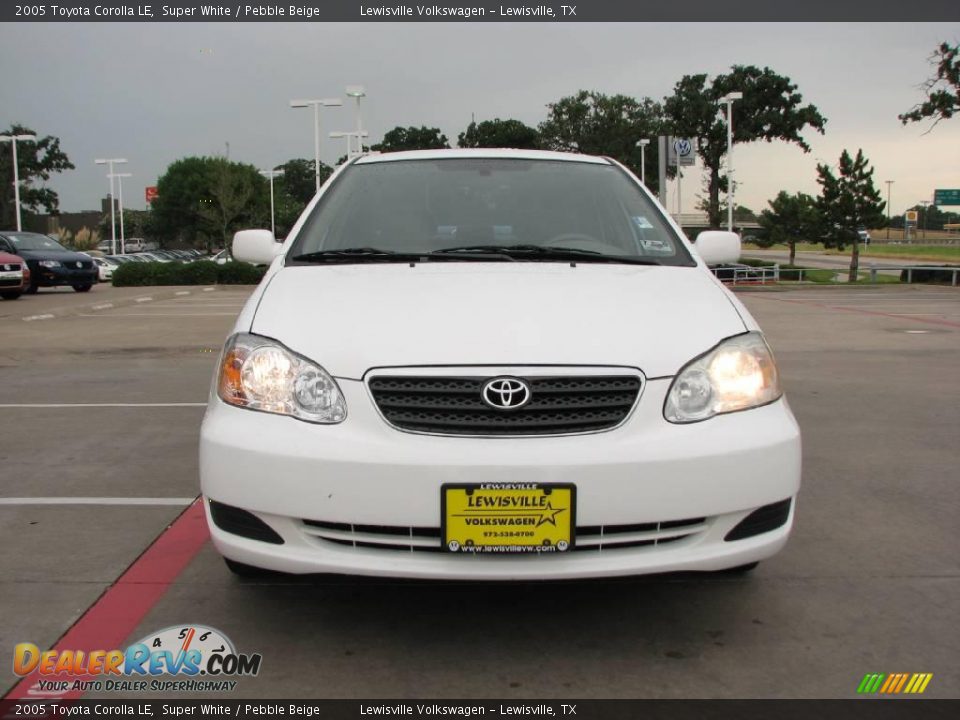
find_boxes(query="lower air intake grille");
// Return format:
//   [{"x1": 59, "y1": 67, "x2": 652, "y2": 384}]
[
  {"x1": 301, "y1": 516, "x2": 707, "y2": 553},
  {"x1": 209, "y1": 501, "x2": 284, "y2": 545},
  {"x1": 724, "y1": 499, "x2": 792, "y2": 541},
  {"x1": 368, "y1": 375, "x2": 641, "y2": 436}
]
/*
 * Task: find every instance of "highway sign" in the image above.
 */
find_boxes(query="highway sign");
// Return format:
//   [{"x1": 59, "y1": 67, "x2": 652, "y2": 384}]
[{"x1": 933, "y1": 189, "x2": 960, "y2": 206}]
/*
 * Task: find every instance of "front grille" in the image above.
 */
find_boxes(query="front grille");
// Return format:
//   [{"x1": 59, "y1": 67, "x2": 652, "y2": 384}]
[
  {"x1": 368, "y1": 375, "x2": 641, "y2": 436},
  {"x1": 1, "y1": 263, "x2": 22, "y2": 272},
  {"x1": 301, "y1": 516, "x2": 706, "y2": 554},
  {"x1": 0, "y1": 278, "x2": 22, "y2": 287}
]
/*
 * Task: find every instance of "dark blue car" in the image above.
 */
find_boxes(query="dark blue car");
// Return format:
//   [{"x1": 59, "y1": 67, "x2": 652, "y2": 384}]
[{"x1": 0, "y1": 231, "x2": 99, "y2": 293}]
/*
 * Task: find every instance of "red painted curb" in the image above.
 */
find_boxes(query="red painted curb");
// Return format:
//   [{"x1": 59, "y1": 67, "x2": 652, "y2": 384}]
[{"x1": 4, "y1": 499, "x2": 210, "y2": 702}]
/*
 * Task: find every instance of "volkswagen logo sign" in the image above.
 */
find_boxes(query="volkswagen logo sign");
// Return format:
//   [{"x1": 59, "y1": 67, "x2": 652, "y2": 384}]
[{"x1": 481, "y1": 377, "x2": 531, "y2": 410}]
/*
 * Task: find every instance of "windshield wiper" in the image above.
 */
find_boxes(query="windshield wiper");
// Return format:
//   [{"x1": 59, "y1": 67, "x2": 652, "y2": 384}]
[
  {"x1": 431, "y1": 245, "x2": 661, "y2": 265},
  {"x1": 290, "y1": 247, "x2": 518, "y2": 264},
  {"x1": 290, "y1": 248, "x2": 423, "y2": 264}
]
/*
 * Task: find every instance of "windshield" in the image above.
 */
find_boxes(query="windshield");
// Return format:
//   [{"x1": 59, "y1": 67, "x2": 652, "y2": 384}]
[
  {"x1": 4, "y1": 232, "x2": 69, "y2": 252},
  {"x1": 289, "y1": 158, "x2": 694, "y2": 266}
]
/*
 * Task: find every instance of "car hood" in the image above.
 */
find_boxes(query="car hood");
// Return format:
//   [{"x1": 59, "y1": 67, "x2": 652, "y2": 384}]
[
  {"x1": 249, "y1": 263, "x2": 747, "y2": 379},
  {"x1": 0, "y1": 252, "x2": 25, "y2": 264},
  {"x1": 15, "y1": 248, "x2": 94, "y2": 263}
]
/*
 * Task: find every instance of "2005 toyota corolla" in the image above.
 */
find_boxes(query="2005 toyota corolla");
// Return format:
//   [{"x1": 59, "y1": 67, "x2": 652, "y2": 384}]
[{"x1": 200, "y1": 149, "x2": 801, "y2": 579}]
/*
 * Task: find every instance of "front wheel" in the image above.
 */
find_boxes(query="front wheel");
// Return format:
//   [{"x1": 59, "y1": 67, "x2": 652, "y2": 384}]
[
  {"x1": 0, "y1": 291, "x2": 22, "y2": 300},
  {"x1": 73, "y1": 284, "x2": 92, "y2": 293}
]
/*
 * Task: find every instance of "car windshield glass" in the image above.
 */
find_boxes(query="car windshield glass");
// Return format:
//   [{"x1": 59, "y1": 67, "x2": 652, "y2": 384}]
[
  {"x1": 4, "y1": 233, "x2": 68, "y2": 251},
  {"x1": 289, "y1": 158, "x2": 694, "y2": 266}
]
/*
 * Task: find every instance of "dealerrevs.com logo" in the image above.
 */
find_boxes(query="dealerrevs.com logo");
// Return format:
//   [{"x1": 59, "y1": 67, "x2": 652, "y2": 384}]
[{"x1": 13, "y1": 625, "x2": 261, "y2": 694}]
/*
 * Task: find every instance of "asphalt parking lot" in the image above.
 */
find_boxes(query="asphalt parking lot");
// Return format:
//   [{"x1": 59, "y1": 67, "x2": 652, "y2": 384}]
[{"x1": 1, "y1": 283, "x2": 957, "y2": 700}]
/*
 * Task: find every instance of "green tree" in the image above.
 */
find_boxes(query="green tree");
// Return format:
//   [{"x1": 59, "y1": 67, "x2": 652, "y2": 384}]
[
  {"x1": 538, "y1": 91, "x2": 664, "y2": 192},
  {"x1": 664, "y1": 66, "x2": 827, "y2": 228},
  {"x1": 98, "y1": 209, "x2": 157, "y2": 242},
  {"x1": 757, "y1": 191, "x2": 820, "y2": 265},
  {"x1": 899, "y1": 42, "x2": 959, "y2": 129},
  {"x1": 458, "y1": 118, "x2": 540, "y2": 149},
  {"x1": 277, "y1": 158, "x2": 333, "y2": 206},
  {"x1": 816, "y1": 149, "x2": 886, "y2": 282},
  {"x1": 371, "y1": 126, "x2": 450, "y2": 153},
  {"x1": 151, "y1": 157, "x2": 268, "y2": 249},
  {"x1": 0, "y1": 124, "x2": 74, "y2": 227}
]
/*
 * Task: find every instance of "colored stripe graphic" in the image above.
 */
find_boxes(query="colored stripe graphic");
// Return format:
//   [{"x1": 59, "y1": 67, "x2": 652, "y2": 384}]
[{"x1": 857, "y1": 672, "x2": 933, "y2": 694}]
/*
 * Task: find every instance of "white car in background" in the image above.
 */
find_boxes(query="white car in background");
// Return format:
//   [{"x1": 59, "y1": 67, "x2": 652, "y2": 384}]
[
  {"x1": 200, "y1": 149, "x2": 801, "y2": 580},
  {"x1": 92, "y1": 256, "x2": 118, "y2": 282}
]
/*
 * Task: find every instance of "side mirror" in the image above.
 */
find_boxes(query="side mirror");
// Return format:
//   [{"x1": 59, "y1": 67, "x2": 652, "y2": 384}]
[
  {"x1": 232, "y1": 230, "x2": 282, "y2": 266},
  {"x1": 694, "y1": 231, "x2": 741, "y2": 266}
]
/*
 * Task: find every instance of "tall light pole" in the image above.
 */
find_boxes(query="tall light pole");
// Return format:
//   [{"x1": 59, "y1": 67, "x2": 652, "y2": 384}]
[
  {"x1": 0, "y1": 133, "x2": 37, "y2": 231},
  {"x1": 95, "y1": 158, "x2": 127, "y2": 255},
  {"x1": 720, "y1": 91, "x2": 743, "y2": 232},
  {"x1": 885, "y1": 180, "x2": 894, "y2": 240},
  {"x1": 290, "y1": 98, "x2": 343, "y2": 193},
  {"x1": 345, "y1": 86, "x2": 367, "y2": 157},
  {"x1": 919, "y1": 200, "x2": 931, "y2": 240},
  {"x1": 111, "y1": 172, "x2": 132, "y2": 254},
  {"x1": 636, "y1": 139, "x2": 650, "y2": 187},
  {"x1": 260, "y1": 168, "x2": 285, "y2": 237},
  {"x1": 330, "y1": 131, "x2": 369, "y2": 161}
]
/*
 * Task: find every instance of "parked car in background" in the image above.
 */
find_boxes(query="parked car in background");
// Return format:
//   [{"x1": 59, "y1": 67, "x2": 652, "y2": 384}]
[
  {"x1": 857, "y1": 228, "x2": 871, "y2": 245},
  {"x1": 0, "y1": 250, "x2": 30, "y2": 300},
  {"x1": 92, "y1": 256, "x2": 119, "y2": 282},
  {"x1": 0, "y1": 231, "x2": 98, "y2": 293},
  {"x1": 212, "y1": 249, "x2": 232, "y2": 265}
]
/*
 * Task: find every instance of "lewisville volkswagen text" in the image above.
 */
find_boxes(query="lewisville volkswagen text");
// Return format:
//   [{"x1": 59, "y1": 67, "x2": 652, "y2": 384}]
[{"x1": 200, "y1": 149, "x2": 801, "y2": 579}]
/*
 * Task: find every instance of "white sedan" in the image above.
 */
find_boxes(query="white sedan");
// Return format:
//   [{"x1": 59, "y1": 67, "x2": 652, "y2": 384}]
[{"x1": 201, "y1": 149, "x2": 801, "y2": 580}]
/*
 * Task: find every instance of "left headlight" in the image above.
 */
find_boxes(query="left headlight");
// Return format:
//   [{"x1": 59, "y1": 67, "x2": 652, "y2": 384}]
[
  {"x1": 38, "y1": 260, "x2": 62, "y2": 268},
  {"x1": 217, "y1": 333, "x2": 346, "y2": 424},
  {"x1": 664, "y1": 332, "x2": 782, "y2": 423}
]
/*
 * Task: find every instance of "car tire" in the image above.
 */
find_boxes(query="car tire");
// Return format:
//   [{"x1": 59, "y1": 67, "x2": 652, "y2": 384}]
[
  {"x1": 73, "y1": 284, "x2": 92, "y2": 293},
  {"x1": 223, "y1": 558, "x2": 278, "y2": 578},
  {"x1": 1, "y1": 291, "x2": 22, "y2": 300},
  {"x1": 26, "y1": 281, "x2": 38, "y2": 294}
]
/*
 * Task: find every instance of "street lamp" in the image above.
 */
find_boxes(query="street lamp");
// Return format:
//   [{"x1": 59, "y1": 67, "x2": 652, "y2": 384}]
[
  {"x1": 719, "y1": 91, "x2": 743, "y2": 232},
  {"x1": 635, "y1": 139, "x2": 650, "y2": 187},
  {"x1": 0, "y1": 133, "x2": 38, "y2": 231},
  {"x1": 885, "y1": 180, "x2": 894, "y2": 240},
  {"x1": 345, "y1": 85, "x2": 367, "y2": 158},
  {"x1": 260, "y1": 168, "x2": 285, "y2": 237},
  {"x1": 110, "y1": 172, "x2": 132, "y2": 254},
  {"x1": 95, "y1": 158, "x2": 128, "y2": 255},
  {"x1": 289, "y1": 98, "x2": 343, "y2": 193},
  {"x1": 330, "y1": 131, "x2": 369, "y2": 161}
]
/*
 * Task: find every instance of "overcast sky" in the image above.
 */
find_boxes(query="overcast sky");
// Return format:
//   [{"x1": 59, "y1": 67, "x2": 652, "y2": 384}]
[{"x1": 2, "y1": 22, "x2": 958, "y2": 217}]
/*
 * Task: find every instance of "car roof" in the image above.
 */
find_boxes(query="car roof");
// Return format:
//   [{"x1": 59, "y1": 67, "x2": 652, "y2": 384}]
[{"x1": 353, "y1": 148, "x2": 611, "y2": 166}]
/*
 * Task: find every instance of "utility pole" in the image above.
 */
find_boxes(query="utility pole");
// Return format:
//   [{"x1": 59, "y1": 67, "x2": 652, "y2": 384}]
[
  {"x1": 0, "y1": 133, "x2": 38, "y2": 231},
  {"x1": 885, "y1": 180, "x2": 894, "y2": 240}
]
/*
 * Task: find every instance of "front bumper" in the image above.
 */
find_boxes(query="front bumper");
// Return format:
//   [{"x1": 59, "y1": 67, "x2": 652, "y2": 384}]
[
  {"x1": 33, "y1": 267, "x2": 98, "y2": 287},
  {"x1": 200, "y1": 378, "x2": 801, "y2": 579}
]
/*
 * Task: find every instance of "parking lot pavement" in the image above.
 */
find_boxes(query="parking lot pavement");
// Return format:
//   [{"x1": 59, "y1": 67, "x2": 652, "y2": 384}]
[{"x1": 2, "y1": 285, "x2": 958, "y2": 699}]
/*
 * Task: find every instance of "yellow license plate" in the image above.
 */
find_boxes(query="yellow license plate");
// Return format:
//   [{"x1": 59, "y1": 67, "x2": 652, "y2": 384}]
[{"x1": 442, "y1": 483, "x2": 576, "y2": 554}]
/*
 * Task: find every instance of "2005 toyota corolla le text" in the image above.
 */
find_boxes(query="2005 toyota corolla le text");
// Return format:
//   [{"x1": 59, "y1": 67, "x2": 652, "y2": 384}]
[{"x1": 199, "y1": 148, "x2": 801, "y2": 579}]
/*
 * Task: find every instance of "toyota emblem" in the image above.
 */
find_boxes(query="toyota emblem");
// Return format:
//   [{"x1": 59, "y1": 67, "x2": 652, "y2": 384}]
[{"x1": 481, "y1": 377, "x2": 531, "y2": 410}]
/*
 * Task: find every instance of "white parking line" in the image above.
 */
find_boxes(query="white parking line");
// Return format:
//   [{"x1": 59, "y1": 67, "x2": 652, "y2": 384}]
[
  {"x1": 135, "y1": 296, "x2": 154, "y2": 303},
  {"x1": 22, "y1": 314, "x2": 54, "y2": 322},
  {"x1": 78, "y1": 313, "x2": 238, "y2": 317},
  {"x1": 175, "y1": 291, "x2": 191, "y2": 296},
  {"x1": 0, "y1": 497, "x2": 197, "y2": 506},
  {"x1": 202, "y1": 287, "x2": 215, "y2": 292},
  {"x1": 91, "y1": 303, "x2": 114, "y2": 310},
  {"x1": 0, "y1": 402, "x2": 206, "y2": 408}
]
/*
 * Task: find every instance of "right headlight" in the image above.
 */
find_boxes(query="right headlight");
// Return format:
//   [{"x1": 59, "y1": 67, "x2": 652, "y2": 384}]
[
  {"x1": 217, "y1": 333, "x2": 346, "y2": 424},
  {"x1": 664, "y1": 332, "x2": 782, "y2": 423}
]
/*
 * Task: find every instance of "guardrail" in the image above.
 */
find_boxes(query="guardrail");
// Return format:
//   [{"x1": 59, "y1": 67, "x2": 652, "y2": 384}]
[{"x1": 867, "y1": 265, "x2": 960, "y2": 286}]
